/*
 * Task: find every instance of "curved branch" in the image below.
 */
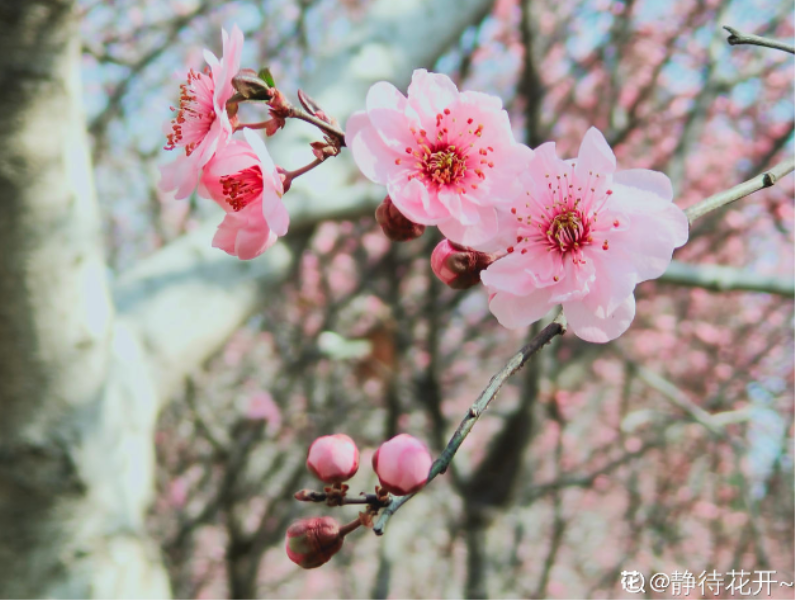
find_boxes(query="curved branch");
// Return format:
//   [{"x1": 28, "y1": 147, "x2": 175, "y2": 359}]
[{"x1": 373, "y1": 313, "x2": 567, "y2": 536}]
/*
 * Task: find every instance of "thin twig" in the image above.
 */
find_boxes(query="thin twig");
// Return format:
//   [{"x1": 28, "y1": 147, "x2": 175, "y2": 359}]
[
  {"x1": 684, "y1": 157, "x2": 795, "y2": 224},
  {"x1": 373, "y1": 312, "x2": 568, "y2": 535},
  {"x1": 287, "y1": 106, "x2": 347, "y2": 145},
  {"x1": 723, "y1": 26, "x2": 795, "y2": 55}
]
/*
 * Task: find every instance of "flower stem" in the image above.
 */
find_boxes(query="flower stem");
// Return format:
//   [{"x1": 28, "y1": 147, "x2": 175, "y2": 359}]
[
  {"x1": 282, "y1": 158, "x2": 324, "y2": 188},
  {"x1": 287, "y1": 106, "x2": 347, "y2": 145},
  {"x1": 338, "y1": 517, "x2": 364, "y2": 538}
]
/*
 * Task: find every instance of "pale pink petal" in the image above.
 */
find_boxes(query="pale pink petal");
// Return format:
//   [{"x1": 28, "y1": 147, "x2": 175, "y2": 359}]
[
  {"x1": 438, "y1": 189, "x2": 480, "y2": 225},
  {"x1": 458, "y1": 90, "x2": 503, "y2": 113},
  {"x1": 563, "y1": 294, "x2": 635, "y2": 343},
  {"x1": 581, "y1": 254, "x2": 637, "y2": 315},
  {"x1": 234, "y1": 211, "x2": 277, "y2": 260},
  {"x1": 244, "y1": 128, "x2": 284, "y2": 195},
  {"x1": 547, "y1": 258, "x2": 595, "y2": 303},
  {"x1": 159, "y1": 155, "x2": 201, "y2": 200},
  {"x1": 613, "y1": 168, "x2": 673, "y2": 202},
  {"x1": 607, "y1": 203, "x2": 689, "y2": 281},
  {"x1": 574, "y1": 127, "x2": 616, "y2": 181},
  {"x1": 438, "y1": 205, "x2": 499, "y2": 248},
  {"x1": 346, "y1": 111, "x2": 403, "y2": 184},
  {"x1": 481, "y1": 252, "x2": 539, "y2": 295},
  {"x1": 262, "y1": 190, "x2": 289, "y2": 237},
  {"x1": 366, "y1": 81, "x2": 416, "y2": 151},
  {"x1": 388, "y1": 177, "x2": 448, "y2": 224},
  {"x1": 488, "y1": 289, "x2": 555, "y2": 329},
  {"x1": 406, "y1": 69, "x2": 458, "y2": 118}
]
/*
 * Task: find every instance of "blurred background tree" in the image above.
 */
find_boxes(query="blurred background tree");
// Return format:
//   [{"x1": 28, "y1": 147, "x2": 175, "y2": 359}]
[{"x1": 0, "y1": 0, "x2": 791, "y2": 597}]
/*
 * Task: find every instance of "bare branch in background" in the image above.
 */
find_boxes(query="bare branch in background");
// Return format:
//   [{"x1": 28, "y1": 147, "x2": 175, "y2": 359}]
[{"x1": 723, "y1": 25, "x2": 795, "y2": 55}]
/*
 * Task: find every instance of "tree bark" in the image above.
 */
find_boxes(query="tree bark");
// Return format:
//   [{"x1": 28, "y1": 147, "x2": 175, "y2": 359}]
[{"x1": 0, "y1": 1, "x2": 169, "y2": 596}]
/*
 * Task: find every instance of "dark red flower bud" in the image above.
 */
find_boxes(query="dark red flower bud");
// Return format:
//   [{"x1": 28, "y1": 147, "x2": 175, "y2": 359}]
[
  {"x1": 430, "y1": 240, "x2": 497, "y2": 289},
  {"x1": 285, "y1": 517, "x2": 344, "y2": 569},
  {"x1": 375, "y1": 196, "x2": 425, "y2": 242}
]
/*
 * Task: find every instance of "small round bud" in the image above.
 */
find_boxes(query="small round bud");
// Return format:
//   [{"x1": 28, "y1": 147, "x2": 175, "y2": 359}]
[
  {"x1": 285, "y1": 517, "x2": 343, "y2": 569},
  {"x1": 375, "y1": 196, "x2": 426, "y2": 242},
  {"x1": 430, "y1": 239, "x2": 496, "y2": 290},
  {"x1": 306, "y1": 434, "x2": 360, "y2": 484},
  {"x1": 372, "y1": 434, "x2": 432, "y2": 496}
]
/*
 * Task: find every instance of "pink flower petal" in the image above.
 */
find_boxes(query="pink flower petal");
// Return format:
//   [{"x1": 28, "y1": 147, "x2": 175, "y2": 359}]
[
  {"x1": 613, "y1": 168, "x2": 673, "y2": 202},
  {"x1": 488, "y1": 289, "x2": 555, "y2": 329},
  {"x1": 438, "y1": 205, "x2": 499, "y2": 248},
  {"x1": 345, "y1": 111, "x2": 402, "y2": 185},
  {"x1": 574, "y1": 127, "x2": 616, "y2": 181},
  {"x1": 563, "y1": 293, "x2": 635, "y2": 343},
  {"x1": 365, "y1": 81, "x2": 416, "y2": 152},
  {"x1": 406, "y1": 69, "x2": 458, "y2": 120}
]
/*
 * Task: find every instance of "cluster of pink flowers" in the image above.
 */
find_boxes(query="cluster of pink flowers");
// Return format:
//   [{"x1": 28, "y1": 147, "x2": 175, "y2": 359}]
[
  {"x1": 348, "y1": 70, "x2": 689, "y2": 342},
  {"x1": 161, "y1": 28, "x2": 688, "y2": 342},
  {"x1": 286, "y1": 433, "x2": 432, "y2": 569},
  {"x1": 160, "y1": 27, "x2": 289, "y2": 259}
]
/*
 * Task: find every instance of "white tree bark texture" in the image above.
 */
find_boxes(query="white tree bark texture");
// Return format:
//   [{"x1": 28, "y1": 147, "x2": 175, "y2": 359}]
[{"x1": 0, "y1": 0, "x2": 495, "y2": 596}]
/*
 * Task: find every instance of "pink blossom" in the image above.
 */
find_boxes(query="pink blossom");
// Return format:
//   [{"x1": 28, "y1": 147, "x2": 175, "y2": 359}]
[
  {"x1": 306, "y1": 434, "x2": 360, "y2": 484},
  {"x1": 198, "y1": 128, "x2": 288, "y2": 260},
  {"x1": 480, "y1": 127, "x2": 688, "y2": 343},
  {"x1": 346, "y1": 69, "x2": 532, "y2": 247},
  {"x1": 372, "y1": 433, "x2": 432, "y2": 496},
  {"x1": 160, "y1": 26, "x2": 243, "y2": 199}
]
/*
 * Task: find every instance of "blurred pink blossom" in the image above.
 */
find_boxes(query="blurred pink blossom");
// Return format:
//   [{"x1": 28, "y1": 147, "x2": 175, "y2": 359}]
[
  {"x1": 245, "y1": 391, "x2": 282, "y2": 435},
  {"x1": 480, "y1": 127, "x2": 689, "y2": 343},
  {"x1": 160, "y1": 26, "x2": 243, "y2": 199},
  {"x1": 346, "y1": 69, "x2": 532, "y2": 247},
  {"x1": 199, "y1": 129, "x2": 288, "y2": 259}
]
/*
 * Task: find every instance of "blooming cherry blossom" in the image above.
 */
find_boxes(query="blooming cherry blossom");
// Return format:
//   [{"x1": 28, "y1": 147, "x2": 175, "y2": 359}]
[
  {"x1": 346, "y1": 69, "x2": 533, "y2": 247},
  {"x1": 198, "y1": 128, "x2": 288, "y2": 260},
  {"x1": 160, "y1": 26, "x2": 243, "y2": 199},
  {"x1": 480, "y1": 127, "x2": 688, "y2": 343}
]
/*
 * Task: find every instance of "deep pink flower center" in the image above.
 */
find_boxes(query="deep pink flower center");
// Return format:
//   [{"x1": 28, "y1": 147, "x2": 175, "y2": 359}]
[
  {"x1": 508, "y1": 169, "x2": 615, "y2": 268},
  {"x1": 399, "y1": 109, "x2": 495, "y2": 193},
  {"x1": 220, "y1": 166, "x2": 262, "y2": 211},
  {"x1": 544, "y1": 209, "x2": 592, "y2": 254},
  {"x1": 423, "y1": 148, "x2": 467, "y2": 184},
  {"x1": 165, "y1": 68, "x2": 216, "y2": 156}
]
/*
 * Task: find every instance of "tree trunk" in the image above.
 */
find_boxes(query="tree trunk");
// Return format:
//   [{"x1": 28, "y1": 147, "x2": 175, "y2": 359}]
[{"x1": 0, "y1": 1, "x2": 169, "y2": 596}]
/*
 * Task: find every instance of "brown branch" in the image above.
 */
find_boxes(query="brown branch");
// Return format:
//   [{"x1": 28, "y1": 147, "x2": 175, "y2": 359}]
[
  {"x1": 684, "y1": 156, "x2": 795, "y2": 224},
  {"x1": 373, "y1": 312, "x2": 567, "y2": 535},
  {"x1": 723, "y1": 25, "x2": 795, "y2": 55}
]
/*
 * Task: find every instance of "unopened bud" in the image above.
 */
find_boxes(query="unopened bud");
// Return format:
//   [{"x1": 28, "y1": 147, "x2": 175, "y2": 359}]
[
  {"x1": 307, "y1": 434, "x2": 360, "y2": 484},
  {"x1": 375, "y1": 196, "x2": 425, "y2": 242},
  {"x1": 232, "y1": 69, "x2": 273, "y2": 101},
  {"x1": 372, "y1": 434, "x2": 432, "y2": 496},
  {"x1": 285, "y1": 517, "x2": 344, "y2": 569},
  {"x1": 430, "y1": 240, "x2": 496, "y2": 289}
]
